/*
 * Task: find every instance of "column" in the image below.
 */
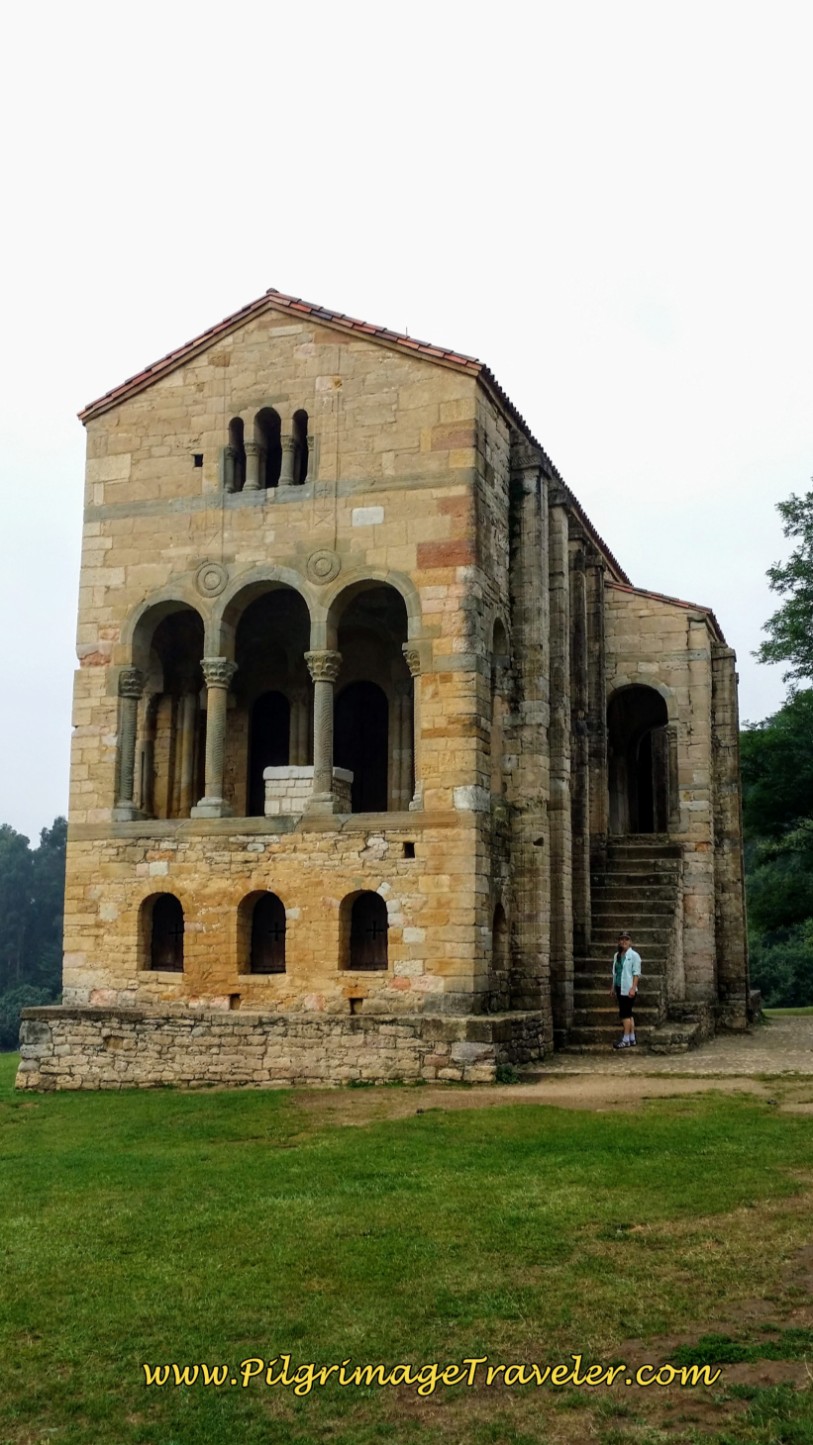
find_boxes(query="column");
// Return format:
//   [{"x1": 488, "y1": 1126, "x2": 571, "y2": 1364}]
[
  {"x1": 114, "y1": 668, "x2": 145, "y2": 821},
  {"x1": 178, "y1": 692, "x2": 198, "y2": 816},
  {"x1": 570, "y1": 549, "x2": 591, "y2": 958},
  {"x1": 279, "y1": 435, "x2": 297, "y2": 487},
  {"x1": 585, "y1": 553, "x2": 609, "y2": 843},
  {"x1": 507, "y1": 441, "x2": 551, "y2": 1035},
  {"x1": 224, "y1": 446, "x2": 238, "y2": 493},
  {"x1": 191, "y1": 658, "x2": 237, "y2": 818},
  {"x1": 402, "y1": 645, "x2": 422, "y2": 810},
  {"x1": 305, "y1": 650, "x2": 341, "y2": 812},
  {"x1": 394, "y1": 680, "x2": 414, "y2": 810},
  {"x1": 711, "y1": 645, "x2": 749, "y2": 1026},
  {"x1": 244, "y1": 440, "x2": 262, "y2": 491},
  {"x1": 548, "y1": 490, "x2": 573, "y2": 1042}
]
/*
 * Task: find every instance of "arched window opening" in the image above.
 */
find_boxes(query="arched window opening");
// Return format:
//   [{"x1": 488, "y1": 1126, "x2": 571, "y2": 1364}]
[
  {"x1": 147, "y1": 894, "x2": 184, "y2": 972},
  {"x1": 345, "y1": 892, "x2": 389, "y2": 971},
  {"x1": 133, "y1": 606, "x2": 204, "y2": 821},
  {"x1": 489, "y1": 902, "x2": 510, "y2": 1012},
  {"x1": 335, "y1": 682, "x2": 389, "y2": 813},
  {"x1": 232, "y1": 587, "x2": 311, "y2": 817},
  {"x1": 226, "y1": 417, "x2": 246, "y2": 492},
  {"x1": 255, "y1": 408, "x2": 282, "y2": 488},
  {"x1": 607, "y1": 686, "x2": 670, "y2": 835},
  {"x1": 249, "y1": 893, "x2": 286, "y2": 973},
  {"x1": 248, "y1": 691, "x2": 291, "y2": 816},
  {"x1": 492, "y1": 903, "x2": 508, "y2": 969},
  {"x1": 293, "y1": 409, "x2": 309, "y2": 484},
  {"x1": 332, "y1": 584, "x2": 412, "y2": 812}
]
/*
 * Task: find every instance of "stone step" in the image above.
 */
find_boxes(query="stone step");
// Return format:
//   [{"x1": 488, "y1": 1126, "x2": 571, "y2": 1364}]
[
  {"x1": 647, "y1": 1020, "x2": 704, "y2": 1054},
  {"x1": 593, "y1": 874, "x2": 678, "y2": 888},
  {"x1": 575, "y1": 964, "x2": 666, "y2": 980},
  {"x1": 591, "y1": 929, "x2": 671, "y2": 946},
  {"x1": 607, "y1": 839, "x2": 683, "y2": 857},
  {"x1": 573, "y1": 1007, "x2": 662, "y2": 1027},
  {"x1": 566, "y1": 1026, "x2": 652, "y2": 1047},
  {"x1": 592, "y1": 899, "x2": 675, "y2": 916},
  {"x1": 573, "y1": 986, "x2": 664, "y2": 1008}
]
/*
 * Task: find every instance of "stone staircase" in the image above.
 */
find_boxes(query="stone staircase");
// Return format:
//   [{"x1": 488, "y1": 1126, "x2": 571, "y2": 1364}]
[{"x1": 568, "y1": 838, "x2": 704, "y2": 1053}]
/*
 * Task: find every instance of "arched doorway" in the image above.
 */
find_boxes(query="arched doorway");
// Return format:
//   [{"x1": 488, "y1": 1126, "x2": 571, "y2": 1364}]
[
  {"x1": 131, "y1": 605, "x2": 205, "y2": 819},
  {"x1": 231, "y1": 586, "x2": 312, "y2": 816},
  {"x1": 331, "y1": 583, "x2": 413, "y2": 812},
  {"x1": 607, "y1": 686, "x2": 670, "y2": 834}
]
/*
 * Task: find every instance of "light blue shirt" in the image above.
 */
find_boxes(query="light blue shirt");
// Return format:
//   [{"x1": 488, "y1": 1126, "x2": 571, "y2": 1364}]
[{"x1": 612, "y1": 948, "x2": 642, "y2": 994}]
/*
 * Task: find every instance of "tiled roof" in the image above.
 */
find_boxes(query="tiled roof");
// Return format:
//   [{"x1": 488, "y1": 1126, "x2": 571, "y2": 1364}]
[
  {"x1": 607, "y1": 581, "x2": 726, "y2": 644},
  {"x1": 78, "y1": 286, "x2": 630, "y2": 580}
]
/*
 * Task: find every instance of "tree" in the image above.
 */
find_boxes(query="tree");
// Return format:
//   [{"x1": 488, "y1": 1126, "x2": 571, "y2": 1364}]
[
  {"x1": 741, "y1": 690, "x2": 813, "y2": 1005},
  {"x1": 740, "y1": 690, "x2": 813, "y2": 839},
  {"x1": 757, "y1": 486, "x2": 813, "y2": 684},
  {"x1": 0, "y1": 818, "x2": 66, "y2": 1048}
]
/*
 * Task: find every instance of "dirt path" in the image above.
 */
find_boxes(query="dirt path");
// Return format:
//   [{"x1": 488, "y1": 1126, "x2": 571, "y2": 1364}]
[{"x1": 295, "y1": 1016, "x2": 813, "y2": 1127}]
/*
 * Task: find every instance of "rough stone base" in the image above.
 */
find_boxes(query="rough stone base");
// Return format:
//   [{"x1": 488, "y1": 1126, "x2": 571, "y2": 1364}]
[{"x1": 15, "y1": 1006, "x2": 546, "y2": 1091}]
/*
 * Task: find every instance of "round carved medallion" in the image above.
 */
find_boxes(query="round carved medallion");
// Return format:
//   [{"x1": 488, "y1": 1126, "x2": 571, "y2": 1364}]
[
  {"x1": 307, "y1": 549, "x2": 341, "y2": 585},
  {"x1": 195, "y1": 561, "x2": 228, "y2": 597}
]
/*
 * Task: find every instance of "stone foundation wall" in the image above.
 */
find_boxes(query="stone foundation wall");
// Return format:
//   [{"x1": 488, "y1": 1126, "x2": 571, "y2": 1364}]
[{"x1": 16, "y1": 1006, "x2": 546, "y2": 1091}]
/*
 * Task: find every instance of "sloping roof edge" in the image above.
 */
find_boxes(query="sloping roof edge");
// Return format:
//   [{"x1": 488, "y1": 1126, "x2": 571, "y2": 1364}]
[{"x1": 78, "y1": 286, "x2": 630, "y2": 581}]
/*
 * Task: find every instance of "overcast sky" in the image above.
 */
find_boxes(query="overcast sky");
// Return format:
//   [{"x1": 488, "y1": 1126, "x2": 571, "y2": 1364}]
[{"x1": 1, "y1": 0, "x2": 809, "y2": 841}]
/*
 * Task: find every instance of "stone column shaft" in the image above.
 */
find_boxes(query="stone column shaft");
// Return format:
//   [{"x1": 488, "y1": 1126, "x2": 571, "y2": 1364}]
[
  {"x1": 244, "y1": 439, "x2": 262, "y2": 491},
  {"x1": 305, "y1": 651, "x2": 341, "y2": 811},
  {"x1": 279, "y1": 435, "x2": 297, "y2": 487},
  {"x1": 586, "y1": 556, "x2": 609, "y2": 843},
  {"x1": 114, "y1": 669, "x2": 145, "y2": 819},
  {"x1": 191, "y1": 658, "x2": 237, "y2": 818},
  {"x1": 711, "y1": 645, "x2": 749, "y2": 1026},
  {"x1": 570, "y1": 553, "x2": 591, "y2": 957},
  {"x1": 548, "y1": 497, "x2": 573, "y2": 1040},
  {"x1": 402, "y1": 646, "x2": 422, "y2": 810},
  {"x1": 507, "y1": 445, "x2": 551, "y2": 1036},
  {"x1": 178, "y1": 692, "x2": 197, "y2": 816}
]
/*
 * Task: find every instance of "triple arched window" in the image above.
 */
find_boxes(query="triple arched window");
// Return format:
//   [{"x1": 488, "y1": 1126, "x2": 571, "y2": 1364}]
[{"x1": 224, "y1": 409, "x2": 309, "y2": 492}]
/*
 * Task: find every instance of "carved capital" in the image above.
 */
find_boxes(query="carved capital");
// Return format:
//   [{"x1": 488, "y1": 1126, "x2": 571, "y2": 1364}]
[
  {"x1": 305, "y1": 649, "x2": 342, "y2": 684},
  {"x1": 201, "y1": 657, "x2": 237, "y2": 690},
  {"x1": 244, "y1": 440, "x2": 261, "y2": 458},
  {"x1": 118, "y1": 668, "x2": 144, "y2": 700},
  {"x1": 281, "y1": 435, "x2": 297, "y2": 455},
  {"x1": 402, "y1": 643, "x2": 421, "y2": 678}
]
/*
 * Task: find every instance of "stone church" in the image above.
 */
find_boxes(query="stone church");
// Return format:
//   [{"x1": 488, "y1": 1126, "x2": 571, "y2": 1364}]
[{"x1": 17, "y1": 288, "x2": 749, "y2": 1090}]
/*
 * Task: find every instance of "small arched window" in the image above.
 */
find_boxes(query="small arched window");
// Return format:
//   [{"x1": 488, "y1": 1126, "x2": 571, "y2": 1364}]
[
  {"x1": 255, "y1": 408, "x2": 282, "y2": 488},
  {"x1": 249, "y1": 893, "x2": 286, "y2": 974},
  {"x1": 149, "y1": 894, "x2": 184, "y2": 972},
  {"x1": 293, "y1": 409, "x2": 309, "y2": 484},
  {"x1": 346, "y1": 892, "x2": 388, "y2": 971},
  {"x1": 492, "y1": 903, "x2": 508, "y2": 971},
  {"x1": 226, "y1": 417, "x2": 246, "y2": 492}
]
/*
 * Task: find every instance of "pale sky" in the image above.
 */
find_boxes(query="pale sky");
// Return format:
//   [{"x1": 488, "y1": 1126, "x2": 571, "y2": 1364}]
[{"x1": 1, "y1": 0, "x2": 809, "y2": 841}]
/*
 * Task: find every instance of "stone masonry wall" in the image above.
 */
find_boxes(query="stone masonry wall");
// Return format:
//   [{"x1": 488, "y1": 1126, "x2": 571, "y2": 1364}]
[
  {"x1": 62, "y1": 814, "x2": 495, "y2": 1016},
  {"x1": 16, "y1": 1007, "x2": 547, "y2": 1091}
]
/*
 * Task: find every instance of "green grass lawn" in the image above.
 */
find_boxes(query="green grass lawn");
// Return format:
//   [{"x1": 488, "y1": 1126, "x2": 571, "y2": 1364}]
[{"x1": 2, "y1": 1053, "x2": 812, "y2": 1445}]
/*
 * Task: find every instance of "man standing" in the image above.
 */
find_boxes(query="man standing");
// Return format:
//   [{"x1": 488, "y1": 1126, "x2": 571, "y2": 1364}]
[{"x1": 611, "y1": 931, "x2": 641, "y2": 1049}]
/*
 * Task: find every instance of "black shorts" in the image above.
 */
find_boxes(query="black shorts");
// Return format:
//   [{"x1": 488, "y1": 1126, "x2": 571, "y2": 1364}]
[{"x1": 615, "y1": 987, "x2": 637, "y2": 1019}]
